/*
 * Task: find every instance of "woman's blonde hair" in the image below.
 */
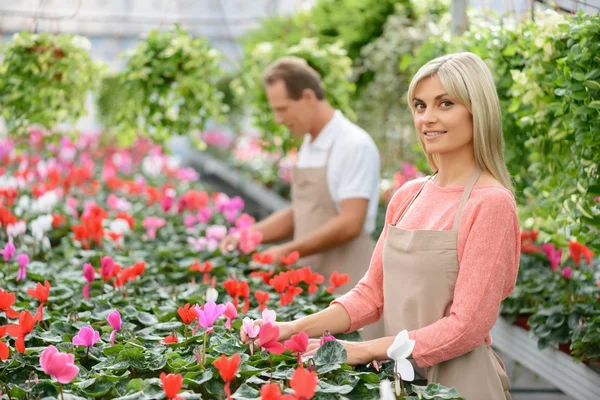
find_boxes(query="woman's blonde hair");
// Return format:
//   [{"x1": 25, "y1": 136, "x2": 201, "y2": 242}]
[{"x1": 407, "y1": 52, "x2": 513, "y2": 192}]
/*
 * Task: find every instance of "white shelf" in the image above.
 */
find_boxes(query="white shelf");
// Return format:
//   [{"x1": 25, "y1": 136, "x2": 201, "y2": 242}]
[{"x1": 492, "y1": 317, "x2": 600, "y2": 400}]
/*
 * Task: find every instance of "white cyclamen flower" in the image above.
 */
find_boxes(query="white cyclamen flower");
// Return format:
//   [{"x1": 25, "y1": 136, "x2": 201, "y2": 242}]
[
  {"x1": 30, "y1": 214, "x2": 53, "y2": 241},
  {"x1": 387, "y1": 330, "x2": 416, "y2": 382}
]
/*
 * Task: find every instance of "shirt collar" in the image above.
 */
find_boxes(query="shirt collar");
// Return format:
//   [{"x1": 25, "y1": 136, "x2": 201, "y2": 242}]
[{"x1": 304, "y1": 110, "x2": 343, "y2": 150}]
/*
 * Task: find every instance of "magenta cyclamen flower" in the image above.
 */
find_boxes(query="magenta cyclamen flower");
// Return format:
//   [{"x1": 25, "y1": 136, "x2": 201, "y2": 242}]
[
  {"x1": 194, "y1": 301, "x2": 225, "y2": 329},
  {"x1": 320, "y1": 334, "x2": 336, "y2": 346},
  {"x1": 101, "y1": 256, "x2": 115, "y2": 278},
  {"x1": 197, "y1": 207, "x2": 212, "y2": 224},
  {"x1": 542, "y1": 243, "x2": 562, "y2": 271},
  {"x1": 72, "y1": 325, "x2": 100, "y2": 348},
  {"x1": 1, "y1": 242, "x2": 15, "y2": 262},
  {"x1": 107, "y1": 310, "x2": 122, "y2": 345},
  {"x1": 82, "y1": 263, "x2": 95, "y2": 300},
  {"x1": 16, "y1": 254, "x2": 29, "y2": 282},
  {"x1": 40, "y1": 345, "x2": 79, "y2": 384},
  {"x1": 562, "y1": 267, "x2": 573, "y2": 280}
]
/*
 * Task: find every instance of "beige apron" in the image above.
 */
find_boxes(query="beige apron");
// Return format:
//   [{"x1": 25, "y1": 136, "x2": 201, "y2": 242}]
[
  {"x1": 382, "y1": 168, "x2": 512, "y2": 400},
  {"x1": 291, "y1": 142, "x2": 383, "y2": 340}
]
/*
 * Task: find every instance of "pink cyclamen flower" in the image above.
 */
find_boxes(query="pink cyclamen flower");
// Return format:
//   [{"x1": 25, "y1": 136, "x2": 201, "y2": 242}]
[
  {"x1": 72, "y1": 325, "x2": 100, "y2": 348},
  {"x1": 259, "y1": 323, "x2": 285, "y2": 354},
  {"x1": 223, "y1": 302, "x2": 237, "y2": 330},
  {"x1": 542, "y1": 243, "x2": 562, "y2": 271},
  {"x1": 184, "y1": 215, "x2": 197, "y2": 228},
  {"x1": 562, "y1": 267, "x2": 573, "y2": 280},
  {"x1": 194, "y1": 301, "x2": 225, "y2": 329},
  {"x1": 82, "y1": 263, "x2": 95, "y2": 300},
  {"x1": 143, "y1": 217, "x2": 166, "y2": 239},
  {"x1": 107, "y1": 310, "x2": 122, "y2": 345},
  {"x1": 40, "y1": 345, "x2": 79, "y2": 384},
  {"x1": 206, "y1": 225, "x2": 227, "y2": 242},
  {"x1": 238, "y1": 229, "x2": 262, "y2": 254},
  {"x1": 83, "y1": 263, "x2": 95, "y2": 282},
  {"x1": 16, "y1": 254, "x2": 29, "y2": 282},
  {"x1": 242, "y1": 317, "x2": 260, "y2": 356},
  {"x1": 262, "y1": 308, "x2": 276, "y2": 325},
  {"x1": 197, "y1": 207, "x2": 213, "y2": 224},
  {"x1": 235, "y1": 213, "x2": 255, "y2": 230},
  {"x1": 320, "y1": 334, "x2": 336, "y2": 346},
  {"x1": 242, "y1": 317, "x2": 260, "y2": 339},
  {"x1": 101, "y1": 256, "x2": 115, "y2": 278},
  {"x1": 176, "y1": 167, "x2": 199, "y2": 182},
  {"x1": 1, "y1": 242, "x2": 15, "y2": 262},
  {"x1": 107, "y1": 194, "x2": 120, "y2": 210},
  {"x1": 162, "y1": 195, "x2": 175, "y2": 213},
  {"x1": 284, "y1": 331, "x2": 309, "y2": 365},
  {"x1": 188, "y1": 237, "x2": 207, "y2": 252}
]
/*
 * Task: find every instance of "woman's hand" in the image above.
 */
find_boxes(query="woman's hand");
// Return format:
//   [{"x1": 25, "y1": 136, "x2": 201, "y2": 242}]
[
  {"x1": 302, "y1": 339, "x2": 374, "y2": 366},
  {"x1": 240, "y1": 319, "x2": 297, "y2": 345}
]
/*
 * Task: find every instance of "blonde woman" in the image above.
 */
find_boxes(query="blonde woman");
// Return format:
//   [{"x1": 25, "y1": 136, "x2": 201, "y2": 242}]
[{"x1": 242, "y1": 52, "x2": 520, "y2": 399}]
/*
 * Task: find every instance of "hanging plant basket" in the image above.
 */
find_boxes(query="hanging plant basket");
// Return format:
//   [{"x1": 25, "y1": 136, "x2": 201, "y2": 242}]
[{"x1": 0, "y1": 31, "x2": 99, "y2": 135}]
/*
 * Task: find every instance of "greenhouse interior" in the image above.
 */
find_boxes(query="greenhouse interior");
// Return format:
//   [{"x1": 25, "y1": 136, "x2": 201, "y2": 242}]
[{"x1": 0, "y1": 0, "x2": 599, "y2": 399}]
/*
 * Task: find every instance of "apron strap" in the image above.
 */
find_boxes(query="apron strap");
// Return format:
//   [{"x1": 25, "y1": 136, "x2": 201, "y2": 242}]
[
  {"x1": 451, "y1": 166, "x2": 483, "y2": 231},
  {"x1": 392, "y1": 174, "x2": 436, "y2": 226}
]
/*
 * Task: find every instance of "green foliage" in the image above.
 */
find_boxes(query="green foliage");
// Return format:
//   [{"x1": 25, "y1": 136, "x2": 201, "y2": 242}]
[
  {"x1": 241, "y1": 11, "x2": 316, "y2": 52},
  {"x1": 107, "y1": 26, "x2": 227, "y2": 146},
  {"x1": 405, "y1": 10, "x2": 600, "y2": 253},
  {"x1": 0, "y1": 31, "x2": 99, "y2": 134},
  {"x1": 310, "y1": 0, "x2": 413, "y2": 61},
  {"x1": 501, "y1": 249, "x2": 600, "y2": 362},
  {"x1": 232, "y1": 38, "x2": 355, "y2": 154},
  {"x1": 354, "y1": 0, "x2": 450, "y2": 174}
]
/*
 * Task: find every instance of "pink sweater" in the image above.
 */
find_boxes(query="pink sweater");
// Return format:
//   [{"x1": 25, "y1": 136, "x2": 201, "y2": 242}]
[{"x1": 333, "y1": 177, "x2": 520, "y2": 368}]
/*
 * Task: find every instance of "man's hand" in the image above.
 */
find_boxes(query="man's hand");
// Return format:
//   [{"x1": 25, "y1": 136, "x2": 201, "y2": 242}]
[
  {"x1": 263, "y1": 245, "x2": 294, "y2": 267},
  {"x1": 219, "y1": 232, "x2": 240, "y2": 253}
]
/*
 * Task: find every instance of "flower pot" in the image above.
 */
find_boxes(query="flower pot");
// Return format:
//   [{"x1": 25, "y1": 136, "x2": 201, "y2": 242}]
[
  {"x1": 513, "y1": 315, "x2": 531, "y2": 331},
  {"x1": 558, "y1": 342, "x2": 572, "y2": 356}
]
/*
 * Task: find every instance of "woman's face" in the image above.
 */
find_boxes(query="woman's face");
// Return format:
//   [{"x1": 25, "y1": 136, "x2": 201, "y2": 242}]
[{"x1": 412, "y1": 75, "x2": 473, "y2": 156}]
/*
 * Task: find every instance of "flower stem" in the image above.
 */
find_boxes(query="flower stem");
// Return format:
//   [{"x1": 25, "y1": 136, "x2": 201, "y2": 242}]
[
  {"x1": 270, "y1": 353, "x2": 273, "y2": 381},
  {"x1": 201, "y1": 331, "x2": 208, "y2": 368},
  {"x1": 58, "y1": 382, "x2": 64, "y2": 400},
  {"x1": 3, "y1": 383, "x2": 11, "y2": 400}
]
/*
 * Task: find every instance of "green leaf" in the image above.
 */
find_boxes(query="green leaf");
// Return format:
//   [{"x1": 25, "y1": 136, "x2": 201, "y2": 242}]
[
  {"x1": 317, "y1": 380, "x2": 355, "y2": 394},
  {"x1": 583, "y1": 80, "x2": 600, "y2": 90},
  {"x1": 231, "y1": 383, "x2": 260, "y2": 400},
  {"x1": 184, "y1": 370, "x2": 214, "y2": 387},
  {"x1": 412, "y1": 383, "x2": 464, "y2": 399},
  {"x1": 154, "y1": 321, "x2": 183, "y2": 330},
  {"x1": 146, "y1": 352, "x2": 168, "y2": 371},
  {"x1": 313, "y1": 340, "x2": 347, "y2": 366},
  {"x1": 84, "y1": 379, "x2": 114, "y2": 397},
  {"x1": 127, "y1": 378, "x2": 146, "y2": 392},
  {"x1": 137, "y1": 311, "x2": 158, "y2": 326},
  {"x1": 588, "y1": 100, "x2": 600, "y2": 109},
  {"x1": 103, "y1": 344, "x2": 124, "y2": 356}
]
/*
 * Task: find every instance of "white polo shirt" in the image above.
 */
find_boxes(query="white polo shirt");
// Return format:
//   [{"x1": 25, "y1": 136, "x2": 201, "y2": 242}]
[{"x1": 296, "y1": 110, "x2": 380, "y2": 234}]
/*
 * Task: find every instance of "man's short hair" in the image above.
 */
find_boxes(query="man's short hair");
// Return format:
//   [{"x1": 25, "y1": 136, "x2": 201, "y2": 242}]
[{"x1": 261, "y1": 56, "x2": 326, "y2": 100}]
